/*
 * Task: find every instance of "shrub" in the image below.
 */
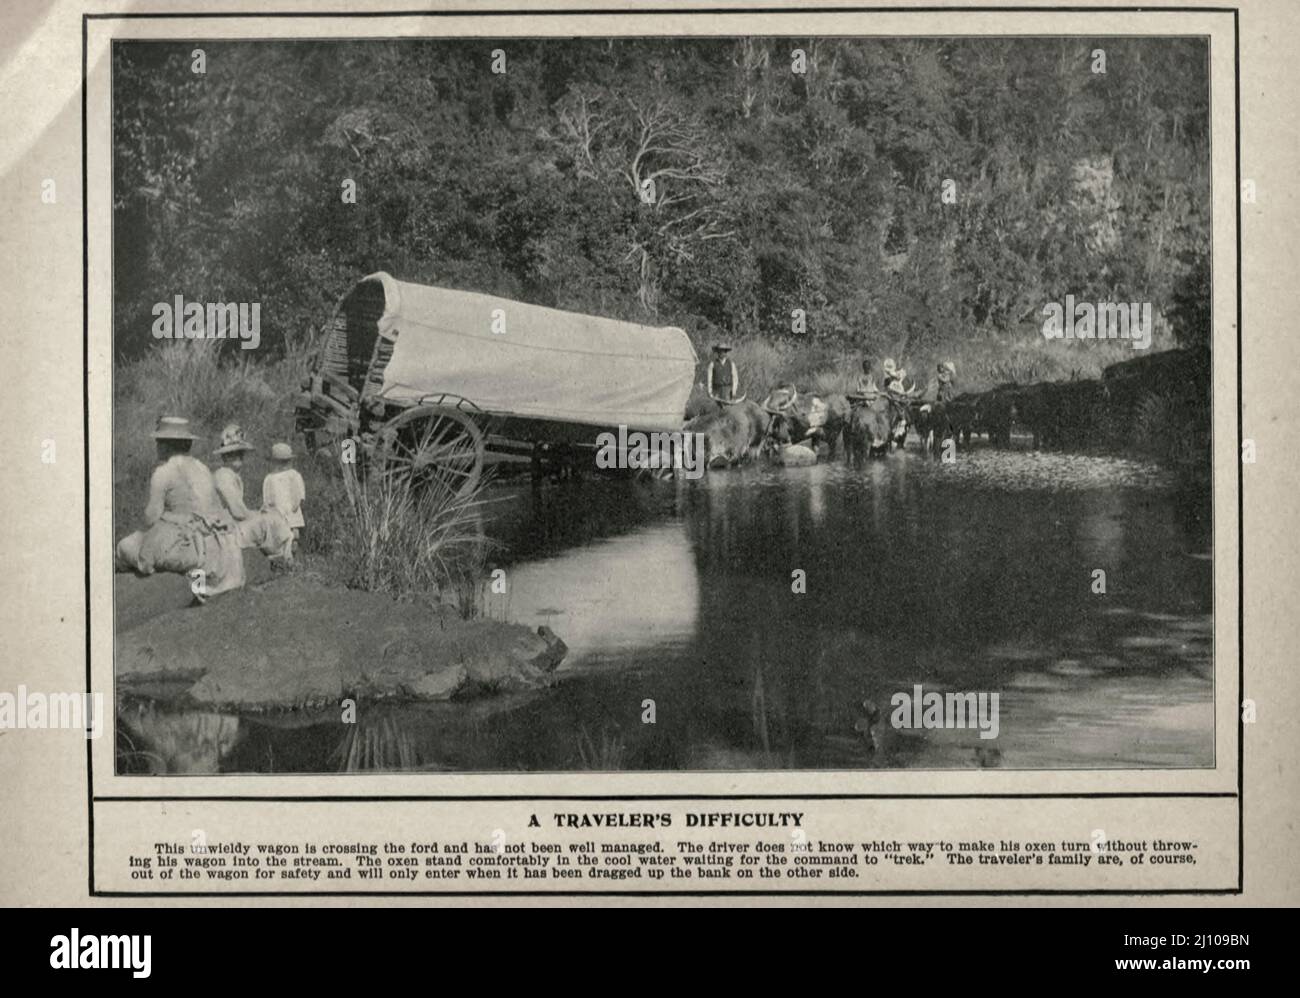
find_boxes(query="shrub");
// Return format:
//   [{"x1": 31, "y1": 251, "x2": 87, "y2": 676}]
[{"x1": 331, "y1": 463, "x2": 493, "y2": 608}]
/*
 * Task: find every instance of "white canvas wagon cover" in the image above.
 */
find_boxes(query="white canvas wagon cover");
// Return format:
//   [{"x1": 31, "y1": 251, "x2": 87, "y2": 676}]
[{"x1": 364, "y1": 273, "x2": 698, "y2": 433}]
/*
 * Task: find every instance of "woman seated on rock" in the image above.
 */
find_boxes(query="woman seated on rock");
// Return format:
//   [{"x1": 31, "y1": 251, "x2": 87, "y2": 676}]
[
  {"x1": 211, "y1": 424, "x2": 294, "y2": 565},
  {"x1": 114, "y1": 416, "x2": 246, "y2": 601}
]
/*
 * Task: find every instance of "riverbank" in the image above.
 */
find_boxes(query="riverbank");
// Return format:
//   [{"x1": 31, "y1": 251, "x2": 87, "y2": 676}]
[
  {"x1": 941, "y1": 347, "x2": 1211, "y2": 470},
  {"x1": 690, "y1": 325, "x2": 1178, "y2": 412}
]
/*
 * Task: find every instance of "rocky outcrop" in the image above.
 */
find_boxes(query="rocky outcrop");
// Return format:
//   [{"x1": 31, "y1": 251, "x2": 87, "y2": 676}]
[{"x1": 116, "y1": 575, "x2": 567, "y2": 710}]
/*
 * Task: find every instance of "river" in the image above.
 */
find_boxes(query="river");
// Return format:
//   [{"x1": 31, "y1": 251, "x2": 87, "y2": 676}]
[{"x1": 121, "y1": 448, "x2": 1215, "y2": 774}]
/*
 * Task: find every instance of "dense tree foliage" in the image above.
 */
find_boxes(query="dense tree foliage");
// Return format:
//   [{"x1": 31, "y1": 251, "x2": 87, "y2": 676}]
[{"x1": 113, "y1": 37, "x2": 1209, "y2": 359}]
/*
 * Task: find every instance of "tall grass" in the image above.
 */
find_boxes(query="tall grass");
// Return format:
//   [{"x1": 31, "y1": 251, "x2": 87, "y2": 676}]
[
  {"x1": 738, "y1": 327, "x2": 1176, "y2": 401},
  {"x1": 685, "y1": 337, "x2": 853, "y2": 411},
  {"x1": 113, "y1": 342, "x2": 307, "y2": 533},
  {"x1": 576, "y1": 725, "x2": 627, "y2": 770},
  {"x1": 730, "y1": 338, "x2": 846, "y2": 396},
  {"x1": 684, "y1": 326, "x2": 1177, "y2": 411},
  {"x1": 331, "y1": 463, "x2": 492, "y2": 607},
  {"x1": 944, "y1": 320, "x2": 1179, "y2": 392},
  {"x1": 329, "y1": 714, "x2": 419, "y2": 772}
]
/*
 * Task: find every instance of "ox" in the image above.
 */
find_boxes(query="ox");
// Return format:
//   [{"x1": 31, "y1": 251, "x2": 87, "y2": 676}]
[
  {"x1": 761, "y1": 388, "x2": 849, "y2": 461},
  {"x1": 685, "y1": 398, "x2": 771, "y2": 469},
  {"x1": 912, "y1": 401, "x2": 956, "y2": 454},
  {"x1": 844, "y1": 397, "x2": 893, "y2": 465}
]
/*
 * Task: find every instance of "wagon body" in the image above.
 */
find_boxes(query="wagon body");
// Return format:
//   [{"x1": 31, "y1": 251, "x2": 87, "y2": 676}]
[{"x1": 295, "y1": 272, "x2": 698, "y2": 493}]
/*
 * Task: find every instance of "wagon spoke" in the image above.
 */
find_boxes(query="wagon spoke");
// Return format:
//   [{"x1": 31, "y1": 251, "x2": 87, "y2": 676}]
[{"x1": 373, "y1": 405, "x2": 486, "y2": 499}]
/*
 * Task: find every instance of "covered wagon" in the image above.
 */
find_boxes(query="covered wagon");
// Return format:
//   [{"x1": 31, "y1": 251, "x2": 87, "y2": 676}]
[{"x1": 295, "y1": 273, "x2": 698, "y2": 494}]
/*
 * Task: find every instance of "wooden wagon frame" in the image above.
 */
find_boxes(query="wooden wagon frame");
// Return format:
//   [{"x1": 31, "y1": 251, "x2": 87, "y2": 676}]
[{"x1": 294, "y1": 273, "x2": 698, "y2": 495}]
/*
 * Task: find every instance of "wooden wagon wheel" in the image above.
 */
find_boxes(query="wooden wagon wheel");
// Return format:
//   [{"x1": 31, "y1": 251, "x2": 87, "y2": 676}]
[{"x1": 374, "y1": 405, "x2": 486, "y2": 498}]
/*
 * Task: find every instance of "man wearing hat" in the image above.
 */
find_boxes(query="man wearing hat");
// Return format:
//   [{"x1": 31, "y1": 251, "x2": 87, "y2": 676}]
[
  {"x1": 262, "y1": 442, "x2": 306, "y2": 558},
  {"x1": 115, "y1": 415, "x2": 245, "y2": 600},
  {"x1": 706, "y1": 343, "x2": 739, "y2": 404}
]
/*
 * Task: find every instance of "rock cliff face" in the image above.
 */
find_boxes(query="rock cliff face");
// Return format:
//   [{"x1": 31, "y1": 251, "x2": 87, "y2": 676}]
[{"x1": 116, "y1": 575, "x2": 567, "y2": 710}]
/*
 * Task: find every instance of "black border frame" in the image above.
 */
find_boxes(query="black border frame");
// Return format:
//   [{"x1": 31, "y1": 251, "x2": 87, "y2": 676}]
[{"x1": 84, "y1": 4, "x2": 1244, "y2": 899}]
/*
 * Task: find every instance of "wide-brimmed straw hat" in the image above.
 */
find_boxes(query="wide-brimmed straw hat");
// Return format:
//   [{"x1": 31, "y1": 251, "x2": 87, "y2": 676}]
[
  {"x1": 213, "y1": 423, "x2": 254, "y2": 456},
  {"x1": 713, "y1": 343, "x2": 732, "y2": 353},
  {"x1": 270, "y1": 442, "x2": 294, "y2": 461},
  {"x1": 151, "y1": 416, "x2": 199, "y2": 441}
]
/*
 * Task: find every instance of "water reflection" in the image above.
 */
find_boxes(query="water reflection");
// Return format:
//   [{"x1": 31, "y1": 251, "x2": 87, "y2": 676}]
[
  {"x1": 487, "y1": 521, "x2": 698, "y2": 662},
  {"x1": 118, "y1": 449, "x2": 1214, "y2": 773},
  {"x1": 118, "y1": 704, "x2": 243, "y2": 774}
]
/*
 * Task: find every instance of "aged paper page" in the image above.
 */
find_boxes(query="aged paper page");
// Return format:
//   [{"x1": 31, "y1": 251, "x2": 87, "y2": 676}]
[{"x1": 0, "y1": 0, "x2": 1296, "y2": 910}]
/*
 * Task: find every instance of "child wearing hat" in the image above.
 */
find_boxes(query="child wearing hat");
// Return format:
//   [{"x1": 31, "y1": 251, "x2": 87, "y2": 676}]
[{"x1": 262, "y1": 442, "x2": 306, "y2": 557}]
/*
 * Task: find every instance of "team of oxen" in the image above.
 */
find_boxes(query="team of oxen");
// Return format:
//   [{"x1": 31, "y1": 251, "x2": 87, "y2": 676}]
[
  {"x1": 683, "y1": 389, "x2": 980, "y2": 470},
  {"x1": 682, "y1": 348, "x2": 1204, "y2": 471}
]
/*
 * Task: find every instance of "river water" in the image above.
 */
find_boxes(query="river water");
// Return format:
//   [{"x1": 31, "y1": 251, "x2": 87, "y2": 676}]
[{"x1": 123, "y1": 448, "x2": 1215, "y2": 774}]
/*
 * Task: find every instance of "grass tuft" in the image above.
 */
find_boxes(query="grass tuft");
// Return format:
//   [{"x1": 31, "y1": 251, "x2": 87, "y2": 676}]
[{"x1": 330, "y1": 463, "x2": 492, "y2": 607}]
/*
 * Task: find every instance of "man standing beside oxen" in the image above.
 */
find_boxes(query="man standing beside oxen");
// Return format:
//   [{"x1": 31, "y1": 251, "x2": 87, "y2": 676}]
[{"x1": 706, "y1": 343, "x2": 739, "y2": 404}]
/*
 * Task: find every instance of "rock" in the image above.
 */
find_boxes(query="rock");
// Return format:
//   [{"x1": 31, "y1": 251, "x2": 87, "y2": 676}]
[
  {"x1": 773, "y1": 443, "x2": 818, "y2": 466},
  {"x1": 189, "y1": 649, "x2": 343, "y2": 709},
  {"x1": 114, "y1": 553, "x2": 275, "y2": 633},
  {"x1": 117, "y1": 576, "x2": 568, "y2": 710},
  {"x1": 456, "y1": 624, "x2": 569, "y2": 692},
  {"x1": 114, "y1": 572, "x2": 194, "y2": 635},
  {"x1": 407, "y1": 664, "x2": 469, "y2": 700}
]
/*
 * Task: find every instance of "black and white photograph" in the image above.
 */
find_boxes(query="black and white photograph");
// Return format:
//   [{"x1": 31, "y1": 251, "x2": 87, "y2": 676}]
[
  {"x1": 107, "y1": 29, "x2": 1217, "y2": 777},
  {"x1": 16, "y1": 0, "x2": 1300, "y2": 921}
]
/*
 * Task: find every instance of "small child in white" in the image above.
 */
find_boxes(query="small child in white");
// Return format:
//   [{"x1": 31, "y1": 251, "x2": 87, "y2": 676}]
[{"x1": 261, "y1": 442, "x2": 306, "y2": 559}]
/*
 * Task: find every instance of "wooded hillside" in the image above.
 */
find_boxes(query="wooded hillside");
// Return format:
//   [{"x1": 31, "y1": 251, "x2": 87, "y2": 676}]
[{"x1": 113, "y1": 37, "x2": 1211, "y2": 360}]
